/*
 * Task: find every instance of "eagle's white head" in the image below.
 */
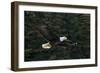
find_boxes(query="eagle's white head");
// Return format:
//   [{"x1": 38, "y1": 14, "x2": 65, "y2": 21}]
[{"x1": 60, "y1": 36, "x2": 67, "y2": 42}]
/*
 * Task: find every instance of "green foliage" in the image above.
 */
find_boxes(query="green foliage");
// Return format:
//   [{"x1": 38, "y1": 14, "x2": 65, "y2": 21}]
[{"x1": 24, "y1": 11, "x2": 90, "y2": 61}]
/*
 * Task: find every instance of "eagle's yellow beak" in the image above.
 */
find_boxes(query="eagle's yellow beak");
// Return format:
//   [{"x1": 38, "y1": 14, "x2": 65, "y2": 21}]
[{"x1": 42, "y1": 42, "x2": 52, "y2": 49}]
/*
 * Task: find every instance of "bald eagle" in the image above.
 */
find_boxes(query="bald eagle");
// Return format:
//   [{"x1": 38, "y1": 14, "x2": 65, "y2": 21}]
[{"x1": 37, "y1": 25, "x2": 77, "y2": 49}]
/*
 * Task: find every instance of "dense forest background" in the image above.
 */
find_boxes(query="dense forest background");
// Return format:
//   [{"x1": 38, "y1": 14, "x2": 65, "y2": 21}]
[{"x1": 24, "y1": 11, "x2": 90, "y2": 61}]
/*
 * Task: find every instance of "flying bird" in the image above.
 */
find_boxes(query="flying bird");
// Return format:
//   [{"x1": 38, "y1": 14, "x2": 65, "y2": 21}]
[{"x1": 37, "y1": 25, "x2": 77, "y2": 49}]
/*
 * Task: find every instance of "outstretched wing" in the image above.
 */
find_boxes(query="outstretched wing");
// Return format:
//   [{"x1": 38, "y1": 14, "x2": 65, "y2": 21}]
[{"x1": 37, "y1": 25, "x2": 59, "y2": 43}]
